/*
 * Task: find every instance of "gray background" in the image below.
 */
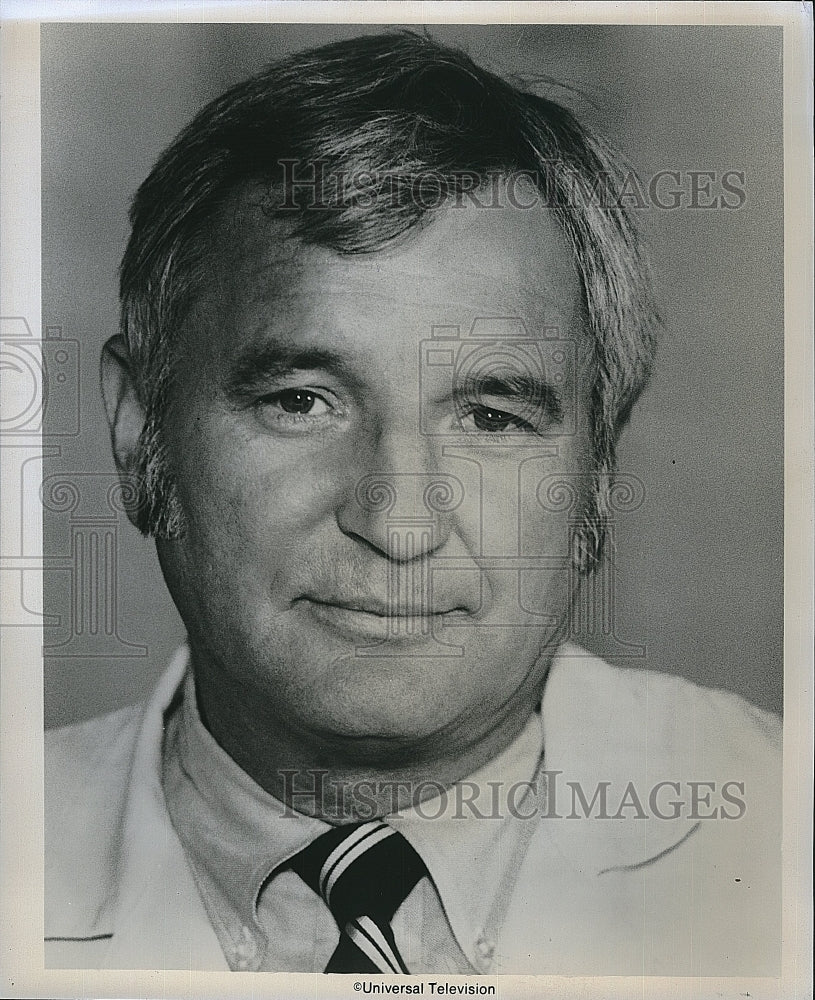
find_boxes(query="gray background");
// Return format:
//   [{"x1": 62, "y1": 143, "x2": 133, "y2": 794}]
[{"x1": 41, "y1": 23, "x2": 784, "y2": 727}]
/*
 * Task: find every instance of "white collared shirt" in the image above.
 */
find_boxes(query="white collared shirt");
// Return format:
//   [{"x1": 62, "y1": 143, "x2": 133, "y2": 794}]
[{"x1": 45, "y1": 642, "x2": 783, "y2": 975}]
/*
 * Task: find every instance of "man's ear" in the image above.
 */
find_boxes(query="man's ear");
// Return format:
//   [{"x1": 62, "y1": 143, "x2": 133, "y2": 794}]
[{"x1": 100, "y1": 334, "x2": 145, "y2": 476}]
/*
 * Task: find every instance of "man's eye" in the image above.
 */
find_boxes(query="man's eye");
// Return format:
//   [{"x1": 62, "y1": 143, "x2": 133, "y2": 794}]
[
  {"x1": 265, "y1": 389, "x2": 331, "y2": 416},
  {"x1": 277, "y1": 389, "x2": 328, "y2": 414},
  {"x1": 253, "y1": 387, "x2": 339, "y2": 431},
  {"x1": 463, "y1": 404, "x2": 535, "y2": 433}
]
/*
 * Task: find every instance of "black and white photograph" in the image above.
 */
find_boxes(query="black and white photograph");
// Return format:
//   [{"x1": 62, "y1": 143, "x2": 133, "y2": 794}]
[{"x1": 1, "y1": 4, "x2": 812, "y2": 998}]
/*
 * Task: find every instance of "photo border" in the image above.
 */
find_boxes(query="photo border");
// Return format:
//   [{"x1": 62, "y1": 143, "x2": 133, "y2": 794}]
[{"x1": 1, "y1": 3, "x2": 812, "y2": 998}]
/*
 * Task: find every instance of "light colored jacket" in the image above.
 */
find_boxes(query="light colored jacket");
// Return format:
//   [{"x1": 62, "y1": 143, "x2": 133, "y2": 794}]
[{"x1": 45, "y1": 644, "x2": 781, "y2": 974}]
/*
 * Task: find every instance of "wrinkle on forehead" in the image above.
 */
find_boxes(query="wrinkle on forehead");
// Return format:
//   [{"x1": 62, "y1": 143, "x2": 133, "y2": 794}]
[{"x1": 183, "y1": 179, "x2": 588, "y2": 363}]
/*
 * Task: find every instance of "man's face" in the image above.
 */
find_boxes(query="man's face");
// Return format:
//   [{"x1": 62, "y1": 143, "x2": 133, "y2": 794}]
[{"x1": 155, "y1": 191, "x2": 594, "y2": 765}]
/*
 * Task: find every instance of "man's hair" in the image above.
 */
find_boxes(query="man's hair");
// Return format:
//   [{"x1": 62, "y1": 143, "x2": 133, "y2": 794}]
[{"x1": 119, "y1": 30, "x2": 656, "y2": 565}]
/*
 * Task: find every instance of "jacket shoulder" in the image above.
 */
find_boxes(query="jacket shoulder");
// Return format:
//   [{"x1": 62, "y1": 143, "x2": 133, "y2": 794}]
[
  {"x1": 530, "y1": 646, "x2": 782, "y2": 974},
  {"x1": 46, "y1": 703, "x2": 144, "y2": 777},
  {"x1": 45, "y1": 704, "x2": 145, "y2": 936},
  {"x1": 550, "y1": 642, "x2": 781, "y2": 771}
]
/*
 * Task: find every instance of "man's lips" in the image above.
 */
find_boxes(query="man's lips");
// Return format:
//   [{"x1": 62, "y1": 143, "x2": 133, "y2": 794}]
[
  {"x1": 306, "y1": 596, "x2": 462, "y2": 617},
  {"x1": 298, "y1": 596, "x2": 469, "y2": 640}
]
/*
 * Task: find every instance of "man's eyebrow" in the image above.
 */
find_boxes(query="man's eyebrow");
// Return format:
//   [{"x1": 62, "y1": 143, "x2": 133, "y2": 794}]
[
  {"x1": 455, "y1": 371, "x2": 564, "y2": 420},
  {"x1": 225, "y1": 342, "x2": 358, "y2": 398}
]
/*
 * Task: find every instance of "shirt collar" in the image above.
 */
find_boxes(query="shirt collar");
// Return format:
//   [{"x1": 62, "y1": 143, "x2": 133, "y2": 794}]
[
  {"x1": 164, "y1": 665, "x2": 330, "y2": 940},
  {"x1": 166, "y1": 649, "x2": 545, "y2": 966},
  {"x1": 389, "y1": 712, "x2": 544, "y2": 964}
]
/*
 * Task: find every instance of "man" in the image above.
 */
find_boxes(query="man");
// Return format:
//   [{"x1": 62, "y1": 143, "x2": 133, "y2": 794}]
[{"x1": 44, "y1": 31, "x2": 781, "y2": 975}]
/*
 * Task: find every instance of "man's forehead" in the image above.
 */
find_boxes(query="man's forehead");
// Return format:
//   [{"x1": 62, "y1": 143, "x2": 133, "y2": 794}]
[
  {"x1": 185, "y1": 182, "x2": 588, "y2": 366},
  {"x1": 208, "y1": 179, "x2": 583, "y2": 302}
]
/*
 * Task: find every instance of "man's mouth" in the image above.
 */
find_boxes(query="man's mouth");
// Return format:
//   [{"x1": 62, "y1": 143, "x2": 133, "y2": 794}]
[{"x1": 299, "y1": 596, "x2": 469, "y2": 641}]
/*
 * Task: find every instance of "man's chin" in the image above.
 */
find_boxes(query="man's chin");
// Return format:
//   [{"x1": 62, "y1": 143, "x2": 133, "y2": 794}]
[{"x1": 290, "y1": 648, "x2": 499, "y2": 755}]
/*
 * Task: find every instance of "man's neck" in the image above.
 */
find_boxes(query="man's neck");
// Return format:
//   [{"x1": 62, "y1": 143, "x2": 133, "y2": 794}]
[{"x1": 192, "y1": 661, "x2": 546, "y2": 824}]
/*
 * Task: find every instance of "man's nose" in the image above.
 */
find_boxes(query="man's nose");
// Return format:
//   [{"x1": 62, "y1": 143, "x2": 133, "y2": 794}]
[{"x1": 334, "y1": 427, "x2": 462, "y2": 560}]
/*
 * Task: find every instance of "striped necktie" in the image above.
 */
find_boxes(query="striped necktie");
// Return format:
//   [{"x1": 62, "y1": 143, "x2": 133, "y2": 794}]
[{"x1": 290, "y1": 819, "x2": 427, "y2": 973}]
